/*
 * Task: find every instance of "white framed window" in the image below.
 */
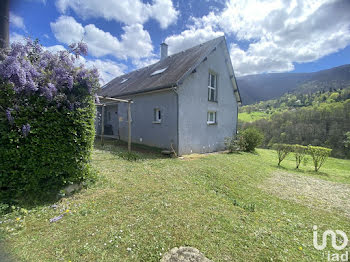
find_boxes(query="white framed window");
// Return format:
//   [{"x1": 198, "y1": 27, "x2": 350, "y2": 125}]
[
  {"x1": 208, "y1": 72, "x2": 217, "y2": 102},
  {"x1": 153, "y1": 108, "x2": 162, "y2": 123},
  {"x1": 207, "y1": 111, "x2": 217, "y2": 125}
]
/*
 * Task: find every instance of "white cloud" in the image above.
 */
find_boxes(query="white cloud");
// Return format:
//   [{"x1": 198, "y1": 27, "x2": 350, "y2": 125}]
[
  {"x1": 168, "y1": 0, "x2": 350, "y2": 76},
  {"x1": 9, "y1": 12, "x2": 26, "y2": 30},
  {"x1": 132, "y1": 56, "x2": 159, "y2": 69},
  {"x1": 76, "y1": 57, "x2": 126, "y2": 85},
  {"x1": 50, "y1": 16, "x2": 154, "y2": 60},
  {"x1": 55, "y1": 0, "x2": 178, "y2": 29},
  {"x1": 45, "y1": 44, "x2": 66, "y2": 53},
  {"x1": 150, "y1": 0, "x2": 179, "y2": 29},
  {"x1": 10, "y1": 32, "x2": 26, "y2": 44},
  {"x1": 165, "y1": 26, "x2": 224, "y2": 54},
  {"x1": 50, "y1": 16, "x2": 84, "y2": 44}
]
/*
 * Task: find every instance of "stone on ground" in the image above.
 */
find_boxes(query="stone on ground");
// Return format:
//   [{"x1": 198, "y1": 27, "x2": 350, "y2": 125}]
[{"x1": 161, "y1": 246, "x2": 213, "y2": 262}]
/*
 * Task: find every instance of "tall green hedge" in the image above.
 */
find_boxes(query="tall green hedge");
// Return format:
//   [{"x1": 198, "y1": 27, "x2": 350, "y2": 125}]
[
  {"x1": 0, "y1": 83, "x2": 96, "y2": 202},
  {"x1": 0, "y1": 40, "x2": 98, "y2": 203}
]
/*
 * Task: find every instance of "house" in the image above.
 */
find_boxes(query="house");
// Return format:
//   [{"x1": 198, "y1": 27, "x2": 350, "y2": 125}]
[{"x1": 97, "y1": 36, "x2": 241, "y2": 155}]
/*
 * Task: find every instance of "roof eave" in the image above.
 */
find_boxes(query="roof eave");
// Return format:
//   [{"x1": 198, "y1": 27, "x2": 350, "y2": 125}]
[{"x1": 110, "y1": 83, "x2": 177, "y2": 98}]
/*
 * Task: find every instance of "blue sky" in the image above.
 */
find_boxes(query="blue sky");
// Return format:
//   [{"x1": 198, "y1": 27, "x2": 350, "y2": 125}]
[{"x1": 9, "y1": 0, "x2": 350, "y2": 83}]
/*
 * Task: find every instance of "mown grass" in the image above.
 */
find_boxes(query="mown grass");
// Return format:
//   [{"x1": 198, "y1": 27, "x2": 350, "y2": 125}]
[
  {"x1": 0, "y1": 142, "x2": 349, "y2": 261},
  {"x1": 238, "y1": 111, "x2": 270, "y2": 122}
]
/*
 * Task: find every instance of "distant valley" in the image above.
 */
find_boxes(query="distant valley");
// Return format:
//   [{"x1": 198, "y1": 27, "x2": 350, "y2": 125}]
[{"x1": 237, "y1": 64, "x2": 350, "y2": 105}]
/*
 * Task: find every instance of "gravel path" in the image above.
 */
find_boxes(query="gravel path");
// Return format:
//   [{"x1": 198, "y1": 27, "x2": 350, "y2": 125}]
[{"x1": 260, "y1": 172, "x2": 350, "y2": 218}]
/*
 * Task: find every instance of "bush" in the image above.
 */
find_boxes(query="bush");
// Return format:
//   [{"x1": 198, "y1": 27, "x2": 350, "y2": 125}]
[
  {"x1": 224, "y1": 136, "x2": 240, "y2": 153},
  {"x1": 307, "y1": 146, "x2": 332, "y2": 172},
  {"x1": 273, "y1": 144, "x2": 293, "y2": 166},
  {"x1": 293, "y1": 145, "x2": 307, "y2": 169},
  {"x1": 0, "y1": 39, "x2": 99, "y2": 203},
  {"x1": 238, "y1": 128, "x2": 264, "y2": 152}
]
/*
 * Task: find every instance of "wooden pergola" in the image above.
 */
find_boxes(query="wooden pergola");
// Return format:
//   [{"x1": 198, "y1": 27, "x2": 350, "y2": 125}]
[{"x1": 95, "y1": 96, "x2": 133, "y2": 152}]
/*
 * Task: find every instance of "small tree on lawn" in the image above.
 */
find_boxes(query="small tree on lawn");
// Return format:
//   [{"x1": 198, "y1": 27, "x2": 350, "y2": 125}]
[
  {"x1": 293, "y1": 144, "x2": 307, "y2": 169},
  {"x1": 307, "y1": 146, "x2": 332, "y2": 172},
  {"x1": 273, "y1": 143, "x2": 292, "y2": 166}
]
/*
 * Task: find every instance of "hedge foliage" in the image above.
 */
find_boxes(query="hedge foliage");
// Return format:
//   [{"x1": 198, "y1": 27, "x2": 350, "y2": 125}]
[
  {"x1": 273, "y1": 143, "x2": 332, "y2": 171},
  {"x1": 0, "y1": 40, "x2": 99, "y2": 203},
  {"x1": 225, "y1": 128, "x2": 264, "y2": 153}
]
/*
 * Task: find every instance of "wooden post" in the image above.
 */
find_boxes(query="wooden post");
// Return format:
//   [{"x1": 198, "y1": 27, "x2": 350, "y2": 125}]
[
  {"x1": 127, "y1": 101, "x2": 131, "y2": 152},
  {"x1": 0, "y1": 0, "x2": 9, "y2": 49},
  {"x1": 101, "y1": 105, "x2": 105, "y2": 145}
]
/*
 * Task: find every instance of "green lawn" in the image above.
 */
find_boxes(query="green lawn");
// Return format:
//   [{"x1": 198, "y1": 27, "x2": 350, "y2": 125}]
[
  {"x1": 238, "y1": 111, "x2": 270, "y2": 122},
  {"x1": 1, "y1": 142, "x2": 349, "y2": 261}
]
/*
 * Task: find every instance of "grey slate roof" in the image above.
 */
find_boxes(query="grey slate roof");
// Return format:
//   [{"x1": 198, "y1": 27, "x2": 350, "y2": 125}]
[{"x1": 99, "y1": 36, "x2": 239, "y2": 100}]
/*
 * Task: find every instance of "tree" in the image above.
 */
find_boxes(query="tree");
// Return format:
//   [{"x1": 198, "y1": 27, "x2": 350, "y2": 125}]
[
  {"x1": 293, "y1": 145, "x2": 307, "y2": 169},
  {"x1": 273, "y1": 144, "x2": 292, "y2": 166},
  {"x1": 238, "y1": 127, "x2": 264, "y2": 152},
  {"x1": 307, "y1": 146, "x2": 332, "y2": 172}
]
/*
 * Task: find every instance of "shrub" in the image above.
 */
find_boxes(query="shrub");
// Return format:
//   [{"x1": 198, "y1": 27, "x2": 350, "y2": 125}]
[
  {"x1": 273, "y1": 143, "x2": 293, "y2": 166},
  {"x1": 238, "y1": 127, "x2": 264, "y2": 152},
  {"x1": 0, "y1": 39, "x2": 99, "y2": 203},
  {"x1": 224, "y1": 136, "x2": 240, "y2": 153},
  {"x1": 307, "y1": 146, "x2": 332, "y2": 172},
  {"x1": 293, "y1": 145, "x2": 307, "y2": 169}
]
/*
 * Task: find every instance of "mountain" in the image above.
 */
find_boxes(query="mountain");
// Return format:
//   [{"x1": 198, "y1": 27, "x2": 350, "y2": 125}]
[{"x1": 237, "y1": 64, "x2": 350, "y2": 105}]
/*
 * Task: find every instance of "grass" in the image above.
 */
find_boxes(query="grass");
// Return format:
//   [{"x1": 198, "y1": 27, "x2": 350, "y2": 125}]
[
  {"x1": 1, "y1": 141, "x2": 349, "y2": 261},
  {"x1": 238, "y1": 111, "x2": 270, "y2": 122}
]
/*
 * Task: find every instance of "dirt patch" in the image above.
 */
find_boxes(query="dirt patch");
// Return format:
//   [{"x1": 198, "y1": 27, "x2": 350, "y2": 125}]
[{"x1": 260, "y1": 172, "x2": 350, "y2": 218}]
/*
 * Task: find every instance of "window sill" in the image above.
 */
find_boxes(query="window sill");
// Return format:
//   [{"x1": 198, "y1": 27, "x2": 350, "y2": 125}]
[
  {"x1": 152, "y1": 121, "x2": 162, "y2": 124},
  {"x1": 207, "y1": 122, "x2": 217, "y2": 125},
  {"x1": 208, "y1": 100, "x2": 218, "y2": 103}
]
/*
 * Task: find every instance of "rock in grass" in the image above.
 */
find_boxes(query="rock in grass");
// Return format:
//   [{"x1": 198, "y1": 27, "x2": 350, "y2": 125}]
[{"x1": 161, "y1": 247, "x2": 212, "y2": 262}]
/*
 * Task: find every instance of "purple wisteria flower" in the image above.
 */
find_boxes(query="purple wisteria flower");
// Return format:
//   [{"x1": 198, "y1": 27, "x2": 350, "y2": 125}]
[
  {"x1": 49, "y1": 214, "x2": 63, "y2": 223},
  {"x1": 6, "y1": 109, "x2": 14, "y2": 124},
  {"x1": 0, "y1": 38, "x2": 100, "y2": 132},
  {"x1": 69, "y1": 42, "x2": 88, "y2": 58},
  {"x1": 22, "y1": 124, "x2": 31, "y2": 137}
]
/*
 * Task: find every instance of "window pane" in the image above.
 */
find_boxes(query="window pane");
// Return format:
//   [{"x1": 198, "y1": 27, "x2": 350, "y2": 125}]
[
  {"x1": 211, "y1": 74, "x2": 215, "y2": 88},
  {"x1": 210, "y1": 89, "x2": 215, "y2": 101},
  {"x1": 158, "y1": 110, "x2": 161, "y2": 120}
]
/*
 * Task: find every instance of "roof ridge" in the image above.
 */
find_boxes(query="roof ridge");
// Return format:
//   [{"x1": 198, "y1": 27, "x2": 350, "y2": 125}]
[
  {"x1": 99, "y1": 35, "x2": 227, "y2": 97},
  {"x1": 104, "y1": 36, "x2": 225, "y2": 87}
]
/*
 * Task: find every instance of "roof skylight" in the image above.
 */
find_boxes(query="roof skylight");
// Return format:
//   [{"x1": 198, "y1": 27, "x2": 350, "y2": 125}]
[
  {"x1": 150, "y1": 67, "x2": 168, "y2": 76},
  {"x1": 120, "y1": 78, "x2": 128, "y2": 83}
]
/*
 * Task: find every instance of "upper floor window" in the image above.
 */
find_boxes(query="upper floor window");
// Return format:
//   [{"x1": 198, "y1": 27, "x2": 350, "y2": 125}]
[{"x1": 208, "y1": 72, "x2": 217, "y2": 102}]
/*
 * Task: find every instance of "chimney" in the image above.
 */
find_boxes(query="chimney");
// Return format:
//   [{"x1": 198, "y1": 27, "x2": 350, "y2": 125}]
[{"x1": 160, "y1": 42, "x2": 168, "y2": 60}]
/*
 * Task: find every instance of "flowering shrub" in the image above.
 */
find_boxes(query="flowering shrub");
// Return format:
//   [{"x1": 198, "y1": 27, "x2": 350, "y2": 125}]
[{"x1": 0, "y1": 39, "x2": 99, "y2": 203}]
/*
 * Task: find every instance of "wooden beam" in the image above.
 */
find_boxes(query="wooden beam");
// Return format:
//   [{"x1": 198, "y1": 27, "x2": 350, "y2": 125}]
[
  {"x1": 127, "y1": 101, "x2": 131, "y2": 152},
  {"x1": 97, "y1": 95, "x2": 130, "y2": 103}
]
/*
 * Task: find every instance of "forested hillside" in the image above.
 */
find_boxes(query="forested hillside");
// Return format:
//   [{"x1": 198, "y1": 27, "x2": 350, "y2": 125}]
[
  {"x1": 237, "y1": 64, "x2": 350, "y2": 104},
  {"x1": 239, "y1": 87, "x2": 350, "y2": 159}
]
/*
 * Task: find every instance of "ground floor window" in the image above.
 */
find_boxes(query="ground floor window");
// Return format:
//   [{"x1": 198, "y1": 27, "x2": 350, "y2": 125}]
[
  {"x1": 154, "y1": 108, "x2": 162, "y2": 123},
  {"x1": 207, "y1": 111, "x2": 217, "y2": 124}
]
